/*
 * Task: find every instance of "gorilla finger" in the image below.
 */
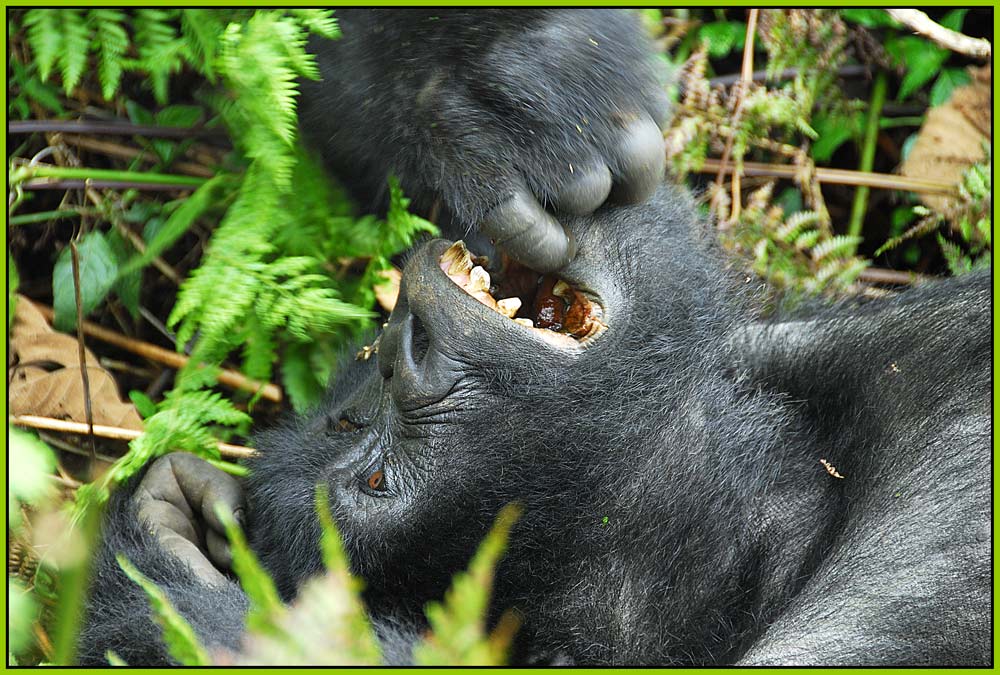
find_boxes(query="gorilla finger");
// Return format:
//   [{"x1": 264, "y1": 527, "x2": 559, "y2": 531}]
[
  {"x1": 136, "y1": 498, "x2": 200, "y2": 545},
  {"x1": 205, "y1": 528, "x2": 233, "y2": 571},
  {"x1": 480, "y1": 188, "x2": 577, "y2": 273},
  {"x1": 552, "y1": 162, "x2": 612, "y2": 216},
  {"x1": 609, "y1": 114, "x2": 665, "y2": 204},
  {"x1": 166, "y1": 453, "x2": 246, "y2": 534},
  {"x1": 137, "y1": 454, "x2": 196, "y2": 519},
  {"x1": 157, "y1": 529, "x2": 228, "y2": 587}
]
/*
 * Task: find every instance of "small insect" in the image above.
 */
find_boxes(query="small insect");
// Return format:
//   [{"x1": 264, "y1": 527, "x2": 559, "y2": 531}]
[{"x1": 820, "y1": 458, "x2": 845, "y2": 479}]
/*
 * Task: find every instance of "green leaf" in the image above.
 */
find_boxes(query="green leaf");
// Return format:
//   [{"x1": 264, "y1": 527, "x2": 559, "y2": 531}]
[
  {"x1": 23, "y1": 9, "x2": 62, "y2": 82},
  {"x1": 8, "y1": 428, "x2": 56, "y2": 529},
  {"x1": 59, "y1": 9, "x2": 91, "y2": 95},
  {"x1": 413, "y1": 504, "x2": 522, "y2": 666},
  {"x1": 105, "y1": 229, "x2": 141, "y2": 318},
  {"x1": 290, "y1": 9, "x2": 340, "y2": 39},
  {"x1": 839, "y1": 9, "x2": 900, "y2": 28},
  {"x1": 89, "y1": 9, "x2": 129, "y2": 99},
  {"x1": 120, "y1": 174, "x2": 231, "y2": 277},
  {"x1": 128, "y1": 390, "x2": 158, "y2": 419},
  {"x1": 155, "y1": 104, "x2": 204, "y2": 128},
  {"x1": 699, "y1": 21, "x2": 745, "y2": 59},
  {"x1": 117, "y1": 555, "x2": 211, "y2": 666},
  {"x1": 9, "y1": 578, "x2": 38, "y2": 657},
  {"x1": 810, "y1": 110, "x2": 863, "y2": 162},
  {"x1": 887, "y1": 36, "x2": 949, "y2": 101},
  {"x1": 216, "y1": 504, "x2": 285, "y2": 636},
  {"x1": 940, "y1": 8, "x2": 969, "y2": 31},
  {"x1": 52, "y1": 231, "x2": 119, "y2": 331},
  {"x1": 929, "y1": 68, "x2": 971, "y2": 107}
]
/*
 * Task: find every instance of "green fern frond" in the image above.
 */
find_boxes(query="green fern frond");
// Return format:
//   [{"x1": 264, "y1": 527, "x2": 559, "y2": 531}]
[
  {"x1": 289, "y1": 9, "x2": 340, "y2": 39},
  {"x1": 133, "y1": 9, "x2": 187, "y2": 104},
  {"x1": 89, "y1": 9, "x2": 129, "y2": 100},
  {"x1": 59, "y1": 9, "x2": 91, "y2": 95},
  {"x1": 180, "y1": 9, "x2": 226, "y2": 81},
  {"x1": 811, "y1": 234, "x2": 862, "y2": 262},
  {"x1": 23, "y1": 9, "x2": 62, "y2": 82}
]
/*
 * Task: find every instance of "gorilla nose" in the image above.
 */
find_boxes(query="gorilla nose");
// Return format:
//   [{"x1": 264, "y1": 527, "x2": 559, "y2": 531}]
[{"x1": 376, "y1": 240, "x2": 469, "y2": 407}]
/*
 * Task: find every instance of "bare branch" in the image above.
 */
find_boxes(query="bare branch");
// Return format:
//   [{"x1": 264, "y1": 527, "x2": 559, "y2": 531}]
[{"x1": 886, "y1": 9, "x2": 991, "y2": 59}]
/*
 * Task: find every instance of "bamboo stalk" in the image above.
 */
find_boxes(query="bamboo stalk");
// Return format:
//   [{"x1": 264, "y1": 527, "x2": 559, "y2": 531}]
[
  {"x1": 33, "y1": 303, "x2": 283, "y2": 403},
  {"x1": 9, "y1": 415, "x2": 257, "y2": 460}
]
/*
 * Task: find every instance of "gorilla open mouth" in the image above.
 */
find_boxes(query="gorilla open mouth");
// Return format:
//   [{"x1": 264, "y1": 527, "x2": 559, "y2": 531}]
[{"x1": 439, "y1": 241, "x2": 607, "y2": 347}]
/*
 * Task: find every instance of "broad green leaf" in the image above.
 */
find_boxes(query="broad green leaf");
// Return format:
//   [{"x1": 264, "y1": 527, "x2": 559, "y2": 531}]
[
  {"x1": 117, "y1": 555, "x2": 211, "y2": 666},
  {"x1": 940, "y1": 8, "x2": 969, "y2": 31},
  {"x1": 839, "y1": 9, "x2": 901, "y2": 28},
  {"x1": 810, "y1": 110, "x2": 863, "y2": 162},
  {"x1": 105, "y1": 229, "x2": 141, "y2": 318},
  {"x1": 53, "y1": 231, "x2": 118, "y2": 331},
  {"x1": 929, "y1": 68, "x2": 971, "y2": 107},
  {"x1": 887, "y1": 36, "x2": 949, "y2": 101}
]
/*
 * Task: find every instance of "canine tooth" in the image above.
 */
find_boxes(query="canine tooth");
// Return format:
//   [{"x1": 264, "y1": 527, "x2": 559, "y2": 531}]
[
  {"x1": 468, "y1": 266, "x2": 491, "y2": 293},
  {"x1": 496, "y1": 297, "x2": 522, "y2": 318},
  {"x1": 514, "y1": 317, "x2": 534, "y2": 328},
  {"x1": 441, "y1": 241, "x2": 473, "y2": 275}
]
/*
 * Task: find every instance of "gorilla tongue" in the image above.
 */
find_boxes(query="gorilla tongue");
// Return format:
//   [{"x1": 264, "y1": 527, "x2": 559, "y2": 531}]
[{"x1": 439, "y1": 241, "x2": 605, "y2": 342}]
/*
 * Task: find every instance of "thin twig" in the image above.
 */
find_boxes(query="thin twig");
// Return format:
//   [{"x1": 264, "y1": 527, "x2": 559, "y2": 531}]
[
  {"x1": 33, "y1": 303, "x2": 283, "y2": 403},
  {"x1": 858, "y1": 267, "x2": 927, "y2": 286},
  {"x1": 61, "y1": 134, "x2": 216, "y2": 178},
  {"x1": 10, "y1": 415, "x2": 257, "y2": 460},
  {"x1": 70, "y1": 240, "x2": 98, "y2": 466},
  {"x1": 697, "y1": 159, "x2": 957, "y2": 196},
  {"x1": 886, "y1": 9, "x2": 991, "y2": 59},
  {"x1": 9, "y1": 120, "x2": 228, "y2": 139}
]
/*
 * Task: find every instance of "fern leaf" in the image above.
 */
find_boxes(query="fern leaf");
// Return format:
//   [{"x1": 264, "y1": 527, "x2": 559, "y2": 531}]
[
  {"x1": 117, "y1": 555, "x2": 211, "y2": 666},
  {"x1": 133, "y1": 9, "x2": 185, "y2": 104},
  {"x1": 414, "y1": 504, "x2": 522, "y2": 666},
  {"x1": 23, "y1": 9, "x2": 61, "y2": 83},
  {"x1": 180, "y1": 9, "x2": 225, "y2": 81},
  {"x1": 290, "y1": 9, "x2": 340, "y2": 39},
  {"x1": 811, "y1": 234, "x2": 862, "y2": 262},
  {"x1": 89, "y1": 9, "x2": 129, "y2": 99},
  {"x1": 59, "y1": 9, "x2": 91, "y2": 95}
]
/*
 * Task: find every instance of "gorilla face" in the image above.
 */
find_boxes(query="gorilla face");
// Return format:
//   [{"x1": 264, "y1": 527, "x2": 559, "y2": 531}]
[{"x1": 247, "y1": 185, "x2": 768, "y2": 639}]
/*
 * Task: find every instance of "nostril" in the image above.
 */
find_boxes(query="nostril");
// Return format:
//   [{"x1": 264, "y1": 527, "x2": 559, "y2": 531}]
[{"x1": 408, "y1": 313, "x2": 430, "y2": 366}]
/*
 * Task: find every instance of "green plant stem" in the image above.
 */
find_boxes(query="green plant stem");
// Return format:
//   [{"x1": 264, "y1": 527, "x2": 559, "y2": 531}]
[
  {"x1": 24, "y1": 165, "x2": 206, "y2": 187},
  {"x1": 50, "y1": 498, "x2": 105, "y2": 665},
  {"x1": 9, "y1": 208, "x2": 91, "y2": 226},
  {"x1": 878, "y1": 116, "x2": 925, "y2": 129},
  {"x1": 847, "y1": 72, "x2": 888, "y2": 246}
]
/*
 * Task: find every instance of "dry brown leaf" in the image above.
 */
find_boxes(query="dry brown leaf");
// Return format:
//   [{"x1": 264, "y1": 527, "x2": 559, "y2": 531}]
[
  {"x1": 900, "y1": 65, "x2": 991, "y2": 211},
  {"x1": 9, "y1": 294, "x2": 143, "y2": 430},
  {"x1": 374, "y1": 267, "x2": 402, "y2": 313}
]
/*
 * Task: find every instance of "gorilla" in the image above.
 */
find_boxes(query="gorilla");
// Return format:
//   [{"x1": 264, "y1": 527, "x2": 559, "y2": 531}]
[{"x1": 77, "y1": 9, "x2": 992, "y2": 667}]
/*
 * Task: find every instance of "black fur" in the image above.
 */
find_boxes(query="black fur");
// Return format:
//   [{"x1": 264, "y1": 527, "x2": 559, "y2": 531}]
[
  {"x1": 80, "y1": 185, "x2": 991, "y2": 666},
  {"x1": 78, "y1": 9, "x2": 991, "y2": 667}
]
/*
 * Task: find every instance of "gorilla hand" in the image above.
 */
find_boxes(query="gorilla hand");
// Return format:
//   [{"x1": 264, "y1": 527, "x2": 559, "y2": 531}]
[
  {"x1": 300, "y1": 9, "x2": 668, "y2": 273},
  {"x1": 134, "y1": 453, "x2": 245, "y2": 586}
]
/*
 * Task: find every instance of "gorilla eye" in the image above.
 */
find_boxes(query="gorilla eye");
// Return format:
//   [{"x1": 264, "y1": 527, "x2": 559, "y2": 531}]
[
  {"x1": 366, "y1": 467, "x2": 386, "y2": 491},
  {"x1": 334, "y1": 417, "x2": 358, "y2": 432}
]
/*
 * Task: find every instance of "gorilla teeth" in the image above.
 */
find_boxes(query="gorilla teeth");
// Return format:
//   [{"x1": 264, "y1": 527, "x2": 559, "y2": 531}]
[
  {"x1": 440, "y1": 240, "x2": 605, "y2": 344},
  {"x1": 468, "y1": 266, "x2": 491, "y2": 294},
  {"x1": 496, "y1": 297, "x2": 522, "y2": 318},
  {"x1": 441, "y1": 241, "x2": 474, "y2": 276}
]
